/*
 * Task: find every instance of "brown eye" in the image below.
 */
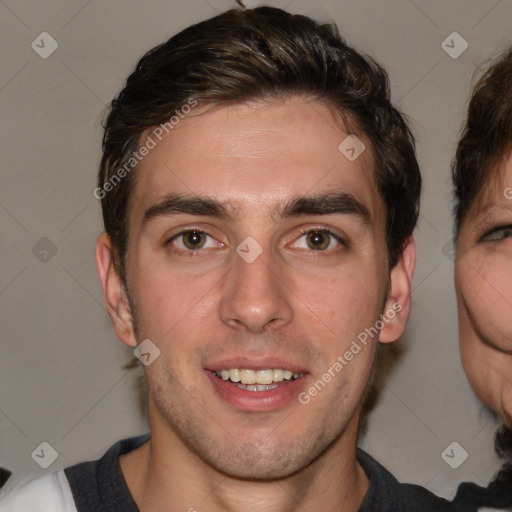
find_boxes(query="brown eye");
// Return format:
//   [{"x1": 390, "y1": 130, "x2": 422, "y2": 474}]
[
  {"x1": 166, "y1": 229, "x2": 222, "y2": 256},
  {"x1": 306, "y1": 231, "x2": 330, "y2": 250},
  {"x1": 290, "y1": 229, "x2": 343, "y2": 252},
  {"x1": 181, "y1": 230, "x2": 207, "y2": 249},
  {"x1": 481, "y1": 225, "x2": 512, "y2": 242}
]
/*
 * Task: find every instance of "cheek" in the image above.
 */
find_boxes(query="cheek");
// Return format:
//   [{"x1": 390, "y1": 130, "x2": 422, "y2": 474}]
[
  {"x1": 460, "y1": 337, "x2": 512, "y2": 423},
  {"x1": 296, "y1": 268, "x2": 384, "y2": 347},
  {"x1": 131, "y1": 259, "x2": 222, "y2": 342},
  {"x1": 460, "y1": 341, "x2": 498, "y2": 410},
  {"x1": 458, "y1": 252, "x2": 512, "y2": 352}
]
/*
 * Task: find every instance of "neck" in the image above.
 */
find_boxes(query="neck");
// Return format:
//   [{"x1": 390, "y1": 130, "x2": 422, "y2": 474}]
[{"x1": 120, "y1": 416, "x2": 368, "y2": 512}]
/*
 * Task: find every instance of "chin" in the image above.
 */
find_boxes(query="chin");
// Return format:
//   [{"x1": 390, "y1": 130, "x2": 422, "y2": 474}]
[
  {"x1": 501, "y1": 389, "x2": 512, "y2": 428},
  {"x1": 199, "y1": 436, "x2": 315, "y2": 480},
  {"x1": 214, "y1": 461, "x2": 302, "y2": 481}
]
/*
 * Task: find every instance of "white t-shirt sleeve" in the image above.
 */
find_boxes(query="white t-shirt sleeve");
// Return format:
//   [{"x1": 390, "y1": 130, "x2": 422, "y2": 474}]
[{"x1": 0, "y1": 471, "x2": 77, "y2": 512}]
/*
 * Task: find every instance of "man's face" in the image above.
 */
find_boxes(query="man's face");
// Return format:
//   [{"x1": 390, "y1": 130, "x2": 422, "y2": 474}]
[
  {"x1": 117, "y1": 97, "x2": 396, "y2": 479},
  {"x1": 455, "y1": 156, "x2": 512, "y2": 426}
]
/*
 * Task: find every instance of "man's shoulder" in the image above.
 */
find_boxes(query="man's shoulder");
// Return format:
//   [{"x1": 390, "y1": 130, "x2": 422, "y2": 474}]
[
  {"x1": 0, "y1": 434, "x2": 149, "y2": 512},
  {"x1": 0, "y1": 470, "x2": 76, "y2": 512},
  {"x1": 357, "y1": 449, "x2": 450, "y2": 512},
  {"x1": 63, "y1": 433, "x2": 148, "y2": 512}
]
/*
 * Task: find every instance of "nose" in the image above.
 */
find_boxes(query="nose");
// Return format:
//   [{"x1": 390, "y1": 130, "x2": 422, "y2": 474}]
[{"x1": 219, "y1": 246, "x2": 294, "y2": 333}]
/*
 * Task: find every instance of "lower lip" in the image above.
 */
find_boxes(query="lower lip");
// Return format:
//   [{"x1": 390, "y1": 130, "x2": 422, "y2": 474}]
[{"x1": 205, "y1": 371, "x2": 308, "y2": 412}]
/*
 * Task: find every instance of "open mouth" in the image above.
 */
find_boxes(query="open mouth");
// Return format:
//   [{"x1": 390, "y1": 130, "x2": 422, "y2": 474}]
[
  {"x1": 206, "y1": 365, "x2": 309, "y2": 411},
  {"x1": 211, "y1": 368, "x2": 304, "y2": 392}
]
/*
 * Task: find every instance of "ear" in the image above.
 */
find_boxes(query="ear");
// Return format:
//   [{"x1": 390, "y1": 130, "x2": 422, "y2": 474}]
[
  {"x1": 379, "y1": 236, "x2": 416, "y2": 343},
  {"x1": 95, "y1": 232, "x2": 137, "y2": 347}
]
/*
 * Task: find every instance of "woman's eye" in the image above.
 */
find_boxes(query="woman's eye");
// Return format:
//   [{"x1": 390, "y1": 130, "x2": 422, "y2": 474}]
[
  {"x1": 170, "y1": 230, "x2": 218, "y2": 251},
  {"x1": 292, "y1": 230, "x2": 342, "y2": 251},
  {"x1": 481, "y1": 225, "x2": 512, "y2": 242}
]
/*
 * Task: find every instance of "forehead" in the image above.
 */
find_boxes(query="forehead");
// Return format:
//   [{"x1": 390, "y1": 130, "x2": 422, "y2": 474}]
[
  {"x1": 466, "y1": 153, "x2": 512, "y2": 218},
  {"x1": 129, "y1": 96, "x2": 382, "y2": 223}
]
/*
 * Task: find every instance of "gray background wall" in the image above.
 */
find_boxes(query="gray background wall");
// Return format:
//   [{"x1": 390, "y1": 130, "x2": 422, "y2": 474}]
[{"x1": 1, "y1": 0, "x2": 511, "y2": 501}]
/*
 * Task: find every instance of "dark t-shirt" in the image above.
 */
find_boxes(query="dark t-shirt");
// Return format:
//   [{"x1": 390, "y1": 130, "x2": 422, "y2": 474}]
[
  {"x1": 64, "y1": 434, "x2": 449, "y2": 511},
  {"x1": 449, "y1": 473, "x2": 512, "y2": 511}
]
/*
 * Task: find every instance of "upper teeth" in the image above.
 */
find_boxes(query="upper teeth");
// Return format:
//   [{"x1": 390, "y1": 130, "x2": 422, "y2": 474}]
[{"x1": 215, "y1": 368, "x2": 302, "y2": 385}]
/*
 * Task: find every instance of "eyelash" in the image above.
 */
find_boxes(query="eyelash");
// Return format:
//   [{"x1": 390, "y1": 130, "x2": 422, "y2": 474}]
[
  {"x1": 480, "y1": 224, "x2": 512, "y2": 242},
  {"x1": 292, "y1": 228, "x2": 345, "y2": 252},
  {"x1": 165, "y1": 227, "x2": 345, "y2": 255},
  {"x1": 165, "y1": 229, "x2": 222, "y2": 256}
]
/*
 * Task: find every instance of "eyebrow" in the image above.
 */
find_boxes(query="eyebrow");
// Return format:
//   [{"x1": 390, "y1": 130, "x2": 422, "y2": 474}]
[
  {"x1": 143, "y1": 194, "x2": 234, "y2": 225},
  {"x1": 277, "y1": 192, "x2": 371, "y2": 224},
  {"x1": 142, "y1": 191, "x2": 371, "y2": 227}
]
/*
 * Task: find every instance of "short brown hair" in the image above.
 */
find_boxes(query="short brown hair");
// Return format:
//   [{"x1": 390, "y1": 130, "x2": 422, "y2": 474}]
[
  {"x1": 452, "y1": 46, "x2": 512, "y2": 233},
  {"x1": 98, "y1": 7, "x2": 420, "y2": 280}
]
